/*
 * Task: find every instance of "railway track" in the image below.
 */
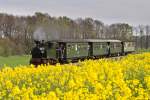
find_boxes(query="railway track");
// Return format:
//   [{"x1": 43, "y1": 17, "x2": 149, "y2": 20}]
[{"x1": 107, "y1": 55, "x2": 124, "y2": 60}]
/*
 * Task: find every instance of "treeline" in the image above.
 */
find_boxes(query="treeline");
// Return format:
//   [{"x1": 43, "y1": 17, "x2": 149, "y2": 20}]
[{"x1": 0, "y1": 12, "x2": 149, "y2": 56}]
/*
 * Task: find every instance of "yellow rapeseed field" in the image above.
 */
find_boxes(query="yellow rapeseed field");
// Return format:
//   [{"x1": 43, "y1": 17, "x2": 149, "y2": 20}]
[{"x1": 0, "y1": 53, "x2": 150, "y2": 100}]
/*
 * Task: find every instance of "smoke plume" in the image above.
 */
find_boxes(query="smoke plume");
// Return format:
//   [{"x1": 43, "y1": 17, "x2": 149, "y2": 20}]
[{"x1": 33, "y1": 27, "x2": 47, "y2": 41}]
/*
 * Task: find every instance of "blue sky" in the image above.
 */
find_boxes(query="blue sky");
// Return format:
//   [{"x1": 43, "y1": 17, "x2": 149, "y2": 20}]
[{"x1": 0, "y1": 0, "x2": 150, "y2": 25}]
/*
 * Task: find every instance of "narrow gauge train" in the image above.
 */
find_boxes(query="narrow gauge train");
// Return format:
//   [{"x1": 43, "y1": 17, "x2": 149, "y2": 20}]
[{"x1": 30, "y1": 39, "x2": 135, "y2": 65}]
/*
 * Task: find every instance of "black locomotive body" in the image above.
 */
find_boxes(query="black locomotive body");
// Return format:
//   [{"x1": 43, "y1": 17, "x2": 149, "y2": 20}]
[{"x1": 30, "y1": 39, "x2": 135, "y2": 65}]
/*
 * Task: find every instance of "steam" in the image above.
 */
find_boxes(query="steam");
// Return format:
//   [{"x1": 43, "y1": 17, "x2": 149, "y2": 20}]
[
  {"x1": 45, "y1": 25, "x2": 60, "y2": 40},
  {"x1": 33, "y1": 27, "x2": 47, "y2": 41},
  {"x1": 33, "y1": 26, "x2": 60, "y2": 41},
  {"x1": 47, "y1": 29, "x2": 60, "y2": 40}
]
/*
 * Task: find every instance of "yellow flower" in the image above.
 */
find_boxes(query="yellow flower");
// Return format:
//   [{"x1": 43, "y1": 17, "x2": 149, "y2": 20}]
[
  {"x1": 132, "y1": 79, "x2": 139, "y2": 86},
  {"x1": 11, "y1": 86, "x2": 20, "y2": 96},
  {"x1": 0, "y1": 53, "x2": 149, "y2": 99}
]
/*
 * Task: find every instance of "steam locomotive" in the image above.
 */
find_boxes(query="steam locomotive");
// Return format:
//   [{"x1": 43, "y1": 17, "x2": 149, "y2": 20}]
[{"x1": 30, "y1": 39, "x2": 135, "y2": 66}]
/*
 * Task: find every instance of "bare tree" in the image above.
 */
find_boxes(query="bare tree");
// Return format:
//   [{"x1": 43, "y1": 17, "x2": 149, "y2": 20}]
[
  {"x1": 93, "y1": 20, "x2": 104, "y2": 38},
  {"x1": 145, "y1": 25, "x2": 150, "y2": 49},
  {"x1": 139, "y1": 25, "x2": 145, "y2": 49}
]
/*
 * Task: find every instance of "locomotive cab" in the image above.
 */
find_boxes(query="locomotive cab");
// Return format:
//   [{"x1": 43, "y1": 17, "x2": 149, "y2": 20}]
[{"x1": 47, "y1": 42, "x2": 66, "y2": 64}]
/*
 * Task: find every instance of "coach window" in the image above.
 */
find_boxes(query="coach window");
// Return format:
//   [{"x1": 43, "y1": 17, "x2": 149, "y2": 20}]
[
  {"x1": 100, "y1": 44, "x2": 103, "y2": 48},
  {"x1": 97, "y1": 44, "x2": 99, "y2": 49},
  {"x1": 102, "y1": 44, "x2": 105, "y2": 48},
  {"x1": 114, "y1": 44, "x2": 117, "y2": 48},
  {"x1": 116, "y1": 43, "x2": 120, "y2": 48},
  {"x1": 125, "y1": 43, "x2": 128, "y2": 47},
  {"x1": 128, "y1": 43, "x2": 131, "y2": 47},
  {"x1": 95, "y1": 44, "x2": 97, "y2": 49},
  {"x1": 129, "y1": 43, "x2": 131, "y2": 47},
  {"x1": 94, "y1": 44, "x2": 97, "y2": 49},
  {"x1": 111, "y1": 44, "x2": 114, "y2": 48},
  {"x1": 68, "y1": 44, "x2": 71, "y2": 48},
  {"x1": 75, "y1": 44, "x2": 78, "y2": 51},
  {"x1": 78, "y1": 45, "x2": 81, "y2": 50},
  {"x1": 67, "y1": 44, "x2": 71, "y2": 52}
]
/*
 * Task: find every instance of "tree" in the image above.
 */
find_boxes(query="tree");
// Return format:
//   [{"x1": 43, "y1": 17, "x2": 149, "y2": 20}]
[
  {"x1": 93, "y1": 20, "x2": 104, "y2": 38},
  {"x1": 109, "y1": 23, "x2": 133, "y2": 40},
  {"x1": 145, "y1": 25, "x2": 150, "y2": 49},
  {"x1": 139, "y1": 25, "x2": 145, "y2": 49}
]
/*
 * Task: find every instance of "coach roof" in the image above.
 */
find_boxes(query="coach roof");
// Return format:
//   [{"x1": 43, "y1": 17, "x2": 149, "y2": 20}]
[{"x1": 48, "y1": 39, "x2": 121, "y2": 43}]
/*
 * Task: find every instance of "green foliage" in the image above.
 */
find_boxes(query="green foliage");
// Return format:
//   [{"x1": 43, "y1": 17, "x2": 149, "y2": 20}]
[
  {"x1": 135, "y1": 49, "x2": 150, "y2": 53},
  {"x1": 0, "y1": 55, "x2": 30, "y2": 68}
]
